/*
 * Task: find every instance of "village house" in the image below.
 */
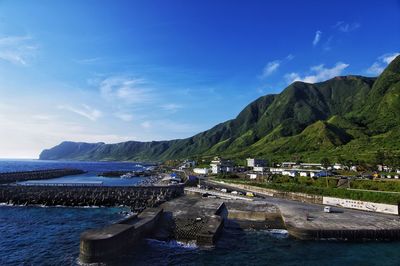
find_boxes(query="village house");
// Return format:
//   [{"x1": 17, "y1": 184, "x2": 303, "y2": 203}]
[
  {"x1": 178, "y1": 159, "x2": 196, "y2": 170},
  {"x1": 193, "y1": 168, "x2": 209, "y2": 175},
  {"x1": 246, "y1": 158, "x2": 266, "y2": 168},
  {"x1": 253, "y1": 166, "x2": 266, "y2": 172},
  {"x1": 210, "y1": 157, "x2": 234, "y2": 174},
  {"x1": 281, "y1": 162, "x2": 297, "y2": 168},
  {"x1": 300, "y1": 163, "x2": 323, "y2": 169}
]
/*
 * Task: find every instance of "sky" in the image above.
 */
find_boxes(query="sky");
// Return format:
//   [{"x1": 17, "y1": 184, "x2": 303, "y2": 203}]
[{"x1": 0, "y1": 0, "x2": 399, "y2": 158}]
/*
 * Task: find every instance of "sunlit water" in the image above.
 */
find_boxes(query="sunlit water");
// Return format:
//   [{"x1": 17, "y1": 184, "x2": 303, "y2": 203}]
[{"x1": 1, "y1": 160, "x2": 400, "y2": 265}]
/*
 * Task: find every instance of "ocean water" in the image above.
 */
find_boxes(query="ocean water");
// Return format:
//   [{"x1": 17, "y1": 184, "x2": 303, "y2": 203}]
[
  {"x1": 1, "y1": 160, "x2": 400, "y2": 265},
  {"x1": 0, "y1": 159, "x2": 147, "y2": 186}
]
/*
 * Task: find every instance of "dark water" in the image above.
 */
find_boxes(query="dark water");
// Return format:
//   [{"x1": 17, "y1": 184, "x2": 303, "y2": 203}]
[{"x1": 1, "y1": 160, "x2": 400, "y2": 265}]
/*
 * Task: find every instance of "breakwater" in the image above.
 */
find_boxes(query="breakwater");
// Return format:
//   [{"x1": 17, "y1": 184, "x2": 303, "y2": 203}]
[
  {"x1": 0, "y1": 185, "x2": 184, "y2": 211},
  {"x1": 80, "y1": 207, "x2": 164, "y2": 263},
  {"x1": 0, "y1": 169, "x2": 86, "y2": 184}
]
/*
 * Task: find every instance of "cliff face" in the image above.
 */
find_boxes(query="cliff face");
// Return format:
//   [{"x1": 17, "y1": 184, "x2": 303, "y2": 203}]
[{"x1": 40, "y1": 56, "x2": 400, "y2": 162}]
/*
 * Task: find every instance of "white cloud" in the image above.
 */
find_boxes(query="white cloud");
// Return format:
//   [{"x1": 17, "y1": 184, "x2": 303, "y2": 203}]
[
  {"x1": 58, "y1": 104, "x2": 102, "y2": 121},
  {"x1": 114, "y1": 112, "x2": 133, "y2": 122},
  {"x1": 161, "y1": 103, "x2": 182, "y2": 112},
  {"x1": 261, "y1": 60, "x2": 280, "y2": 77},
  {"x1": 312, "y1": 30, "x2": 322, "y2": 46},
  {"x1": 334, "y1": 21, "x2": 361, "y2": 32},
  {"x1": 74, "y1": 57, "x2": 102, "y2": 64},
  {"x1": 260, "y1": 54, "x2": 294, "y2": 79},
  {"x1": 285, "y1": 62, "x2": 349, "y2": 84},
  {"x1": 380, "y1": 53, "x2": 400, "y2": 64},
  {"x1": 99, "y1": 76, "x2": 155, "y2": 104},
  {"x1": 366, "y1": 52, "x2": 400, "y2": 75},
  {"x1": 0, "y1": 35, "x2": 37, "y2": 66},
  {"x1": 0, "y1": 104, "x2": 133, "y2": 158}
]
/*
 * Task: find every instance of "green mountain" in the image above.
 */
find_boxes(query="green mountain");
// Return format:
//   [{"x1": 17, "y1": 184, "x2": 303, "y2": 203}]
[{"x1": 40, "y1": 56, "x2": 400, "y2": 162}]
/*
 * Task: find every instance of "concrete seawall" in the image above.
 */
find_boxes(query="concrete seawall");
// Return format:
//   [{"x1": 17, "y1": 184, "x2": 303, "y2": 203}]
[
  {"x1": 206, "y1": 180, "x2": 323, "y2": 204},
  {"x1": 0, "y1": 185, "x2": 184, "y2": 211},
  {"x1": 80, "y1": 207, "x2": 163, "y2": 263},
  {"x1": 0, "y1": 169, "x2": 86, "y2": 184}
]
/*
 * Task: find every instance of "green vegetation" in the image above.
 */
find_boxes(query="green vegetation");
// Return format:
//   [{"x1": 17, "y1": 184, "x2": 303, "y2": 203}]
[
  {"x1": 215, "y1": 176, "x2": 400, "y2": 205},
  {"x1": 350, "y1": 179, "x2": 400, "y2": 193},
  {"x1": 40, "y1": 56, "x2": 400, "y2": 163}
]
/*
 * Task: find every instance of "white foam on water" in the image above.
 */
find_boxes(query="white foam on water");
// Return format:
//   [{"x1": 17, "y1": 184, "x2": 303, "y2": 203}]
[
  {"x1": 146, "y1": 239, "x2": 198, "y2": 249},
  {"x1": 247, "y1": 229, "x2": 289, "y2": 239}
]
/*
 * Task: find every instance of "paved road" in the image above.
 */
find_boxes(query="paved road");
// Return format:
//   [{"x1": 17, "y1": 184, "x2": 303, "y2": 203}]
[{"x1": 203, "y1": 180, "x2": 400, "y2": 230}]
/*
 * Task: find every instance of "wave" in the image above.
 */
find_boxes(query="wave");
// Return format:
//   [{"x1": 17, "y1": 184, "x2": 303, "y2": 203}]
[
  {"x1": 245, "y1": 228, "x2": 289, "y2": 239},
  {"x1": 146, "y1": 239, "x2": 198, "y2": 249}
]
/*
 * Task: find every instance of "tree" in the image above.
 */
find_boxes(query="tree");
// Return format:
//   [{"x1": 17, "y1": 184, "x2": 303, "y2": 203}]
[
  {"x1": 337, "y1": 155, "x2": 347, "y2": 168},
  {"x1": 321, "y1": 157, "x2": 331, "y2": 170},
  {"x1": 375, "y1": 150, "x2": 386, "y2": 165}
]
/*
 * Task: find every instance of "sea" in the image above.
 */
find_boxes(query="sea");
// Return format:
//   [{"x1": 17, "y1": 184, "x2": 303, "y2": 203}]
[{"x1": 1, "y1": 159, "x2": 400, "y2": 266}]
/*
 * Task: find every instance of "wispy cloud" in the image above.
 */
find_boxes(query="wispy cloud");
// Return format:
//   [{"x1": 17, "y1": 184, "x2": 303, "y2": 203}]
[
  {"x1": 161, "y1": 103, "x2": 182, "y2": 112},
  {"x1": 261, "y1": 60, "x2": 280, "y2": 77},
  {"x1": 334, "y1": 21, "x2": 361, "y2": 33},
  {"x1": 260, "y1": 54, "x2": 294, "y2": 79},
  {"x1": 74, "y1": 57, "x2": 102, "y2": 64},
  {"x1": 99, "y1": 76, "x2": 155, "y2": 104},
  {"x1": 312, "y1": 30, "x2": 322, "y2": 46},
  {"x1": 0, "y1": 35, "x2": 37, "y2": 66},
  {"x1": 366, "y1": 52, "x2": 400, "y2": 75},
  {"x1": 285, "y1": 62, "x2": 349, "y2": 84},
  {"x1": 58, "y1": 104, "x2": 102, "y2": 121}
]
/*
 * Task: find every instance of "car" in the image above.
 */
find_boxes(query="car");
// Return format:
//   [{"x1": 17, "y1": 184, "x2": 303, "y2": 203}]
[
  {"x1": 324, "y1": 206, "x2": 331, "y2": 213},
  {"x1": 246, "y1": 192, "x2": 255, "y2": 197}
]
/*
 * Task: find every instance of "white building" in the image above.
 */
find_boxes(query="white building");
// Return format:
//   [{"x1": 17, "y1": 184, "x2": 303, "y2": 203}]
[
  {"x1": 282, "y1": 170, "x2": 296, "y2": 177},
  {"x1": 270, "y1": 168, "x2": 284, "y2": 174},
  {"x1": 248, "y1": 173, "x2": 258, "y2": 180},
  {"x1": 210, "y1": 157, "x2": 234, "y2": 174},
  {"x1": 300, "y1": 163, "x2": 323, "y2": 169},
  {"x1": 333, "y1": 163, "x2": 344, "y2": 170},
  {"x1": 193, "y1": 168, "x2": 209, "y2": 175},
  {"x1": 179, "y1": 160, "x2": 196, "y2": 170},
  {"x1": 247, "y1": 158, "x2": 266, "y2": 167},
  {"x1": 253, "y1": 166, "x2": 266, "y2": 172}
]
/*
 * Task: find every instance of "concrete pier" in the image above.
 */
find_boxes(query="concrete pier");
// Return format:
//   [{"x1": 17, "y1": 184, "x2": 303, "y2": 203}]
[
  {"x1": 78, "y1": 194, "x2": 284, "y2": 264},
  {"x1": 79, "y1": 207, "x2": 163, "y2": 263},
  {"x1": 204, "y1": 181, "x2": 400, "y2": 241},
  {"x1": 0, "y1": 168, "x2": 86, "y2": 184}
]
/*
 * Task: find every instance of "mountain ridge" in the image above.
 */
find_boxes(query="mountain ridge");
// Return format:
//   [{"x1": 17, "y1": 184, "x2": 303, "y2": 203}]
[{"x1": 39, "y1": 56, "x2": 400, "y2": 162}]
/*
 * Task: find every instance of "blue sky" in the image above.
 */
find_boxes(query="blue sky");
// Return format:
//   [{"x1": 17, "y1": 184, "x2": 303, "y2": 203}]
[{"x1": 0, "y1": 0, "x2": 399, "y2": 158}]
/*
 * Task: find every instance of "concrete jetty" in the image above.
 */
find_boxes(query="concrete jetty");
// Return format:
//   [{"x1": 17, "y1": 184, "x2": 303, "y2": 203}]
[
  {"x1": 0, "y1": 168, "x2": 86, "y2": 184},
  {"x1": 80, "y1": 207, "x2": 163, "y2": 263},
  {"x1": 78, "y1": 194, "x2": 283, "y2": 263},
  {"x1": 78, "y1": 189, "x2": 400, "y2": 264}
]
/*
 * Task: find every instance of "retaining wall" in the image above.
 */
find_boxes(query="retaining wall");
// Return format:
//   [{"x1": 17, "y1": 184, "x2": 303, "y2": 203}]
[{"x1": 207, "y1": 181, "x2": 323, "y2": 204}]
